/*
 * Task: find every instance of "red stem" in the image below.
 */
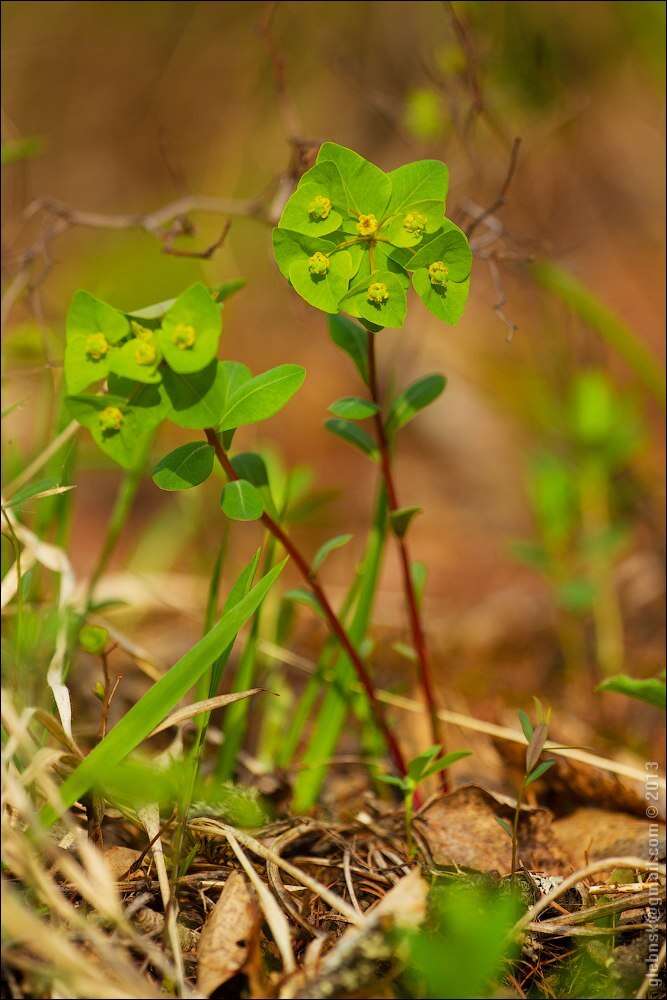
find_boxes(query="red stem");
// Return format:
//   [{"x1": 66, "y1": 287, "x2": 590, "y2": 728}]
[
  {"x1": 204, "y1": 427, "x2": 408, "y2": 781},
  {"x1": 366, "y1": 332, "x2": 448, "y2": 792}
]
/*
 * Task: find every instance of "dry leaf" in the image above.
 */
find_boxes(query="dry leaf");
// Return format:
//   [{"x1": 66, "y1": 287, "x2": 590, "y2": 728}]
[
  {"x1": 197, "y1": 871, "x2": 261, "y2": 997},
  {"x1": 552, "y1": 808, "x2": 666, "y2": 869},
  {"x1": 416, "y1": 784, "x2": 571, "y2": 875},
  {"x1": 103, "y1": 846, "x2": 143, "y2": 881}
]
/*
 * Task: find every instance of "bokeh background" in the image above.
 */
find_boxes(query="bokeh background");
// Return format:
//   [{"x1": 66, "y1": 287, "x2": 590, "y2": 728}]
[{"x1": 2, "y1": 2, "x2": 665, "y2": 767}]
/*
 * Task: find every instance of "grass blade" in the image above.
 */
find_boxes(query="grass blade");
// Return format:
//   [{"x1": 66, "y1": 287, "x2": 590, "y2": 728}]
[{"x1": 41, "y1": 554, "x2": 287, "y2": 825}]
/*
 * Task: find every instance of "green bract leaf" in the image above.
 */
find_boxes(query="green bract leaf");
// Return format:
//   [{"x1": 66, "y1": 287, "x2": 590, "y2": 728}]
[
  {"x1": 390, "y1": 505, "x2": 422, "y2": 538},
  {"x1": 407, "y1": 221, "x2": 472, "y2": 280},
  {"x1": 387, "y1": 160, "x2": 449, "y2": 215},
  {"x1": 152, "y1": 442, "x2": 214, "y2": 491},
  {"x1": 289, "y1": 250, "x2": 354, "y2": 314},
  {"x1": 64, "y1": 291, "x2": 129, "y2": 393},
  {"x1": 316, "y1": 142, "x2": 392, "y2": 218},
  {"x1": 328, "y1": 315, "x2": 369, "y2": 384},
  {"x1": 107, "y1": 375, "x2": 170, "y2": 430},
  {"x1": 328, "y1": 397, "x2": 378, "y2": 420},
  {"x1": 163, "y1": 360, "x2": 228, "y2": 430},
  {"x1": 272, "y1": 229, "x2": 336, "y2": 280},
  {"x1": 597, "y1": 674, "x2": 666, "y2": 709},
  {"x1": 386, "y1": 374, "x2": 446, "y2": 435},
  {"x1": 325, "y1": 418, "x2": 378, "y2": 459},
  {"x1": 108, "y1": 336, "x2": 162, "y2": 384},
  {"x1": 342, "y1": 270, "x2": 407, "y2": 329},
  {"x1": 220, "y1": 479, "x2": 264, "y2": 521},
  {"x1": 381, "y1": 201, "x2": 445, "y2": 248},
  {"x1": 219, "y1": 364, "x2": 305, "y2": 431},
  {"x1": 66, "y1": 393, "x2": 149, "y2": 469},
  {"x1": 159, "y1": 283, "x2": 222, "y2": 374},
  {"x1": 412, "y1": 270, "x2": 470, "y2": 325},
  {"x1": 312, "y1": 533, "x2": 353, "y2": 571},
  {"x1": 279, "y1": 162, "x2": 345, "y2": 237}
]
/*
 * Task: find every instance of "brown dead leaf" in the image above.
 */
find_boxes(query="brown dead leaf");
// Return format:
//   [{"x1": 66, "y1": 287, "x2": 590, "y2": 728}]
[
  {"x1": 552, "y1": 808, "x2": 666, "y2": 869},
  {"x1": 102, "y1": 846, "x2": 143, "y2": 881},
  {"x1": 415, "y1": 785, "x2": 572, "y2": 875},
  {"x1": 197, "y1": 871, "x2": 261, "y2": 998}
]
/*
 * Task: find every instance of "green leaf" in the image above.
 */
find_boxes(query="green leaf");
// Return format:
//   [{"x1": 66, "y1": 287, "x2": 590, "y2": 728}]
[
  {"x1": 496, "y1": 816, "x2": 513, "y2": 838},
  {"x1": 408, "y1": 745, "x2": 441, "y2": 781},
  {"x1": 107, "y1": 375, "x2": 170, "y2": 430},
  {"x1": 375, "y1": 773, "x2": 408, "y2": 790},
  {"x1": 392, "y1": 641, "x2": 417, "y2": 663},
  {"x1": 342, "y1": 270, "x2": 407, "y2": 329},
  {"x1": 386, "y1": 374, "x2": 446, "y2": 435},
  {"x1": 390, "y1": 506, "x2": 422, "y2": 538},
  {"x1": 312, "y1": 534, "x2": 353, "y2": 571},
  {"x1": 219, "y1": 364, "x2": 306, "y2": 431},
  {"x1": 597, "y1": 674, "x2": 666, "y2": 709},
  {"x1": 108, "y1": 337, "x2": 162, "y2": 384},
  {"x1": 422, "y1": 750, "x2": 472, "y2": 780},
  {"x1": 284, "y1": 586, "x2": 325, "y2": 619},
  {"x1": 289, "y1": 250, "x2": 354, "y2": 314},
  {"x1": 328, "y1": 397, "x2": 378, "y2": 420},
  {"x1": 316, "y1": 142, "x2": 392, "y2": 218},
  {"x1": 407, "y1": 221, "x2": 472, "y2": 281},
  {"x1": 1, "y1": 135, "x2": 43, "y2": 165},
  {"x1": 3, "y1": 477, "x2": 62, "y2": 510},
  {"x1": 411, "y1": 561, "x2": 427, "y2": 604},
  {"x1": 214, "y1": 278, "x2": 246, "y2": 302},
  {"x1": 412, "y1": 271, "x2": 471, "y2": 325},
  {"x1": 66, "y1": 393, "x2": 149, "y2": 469},
  {"x1": 517, "y1": 709, "x2": 534, "y2": 742},
  {"x1": 325, "y1": 418, "x2": 378, "y2": 459},
  {"x1": 386, "y1": 160, "x2": 449, "y2": 216},
  {"x1": 525, "y1": 758, "x2": 556, "y2": 786},
  {"x1": 556, "y1": 578, "x2": 596, "y2": 612},
  {"x1": 381, "y1": 200, "x2": 445, "y2": 249},
  {"x1": 328, "y1": 315, "x2": 369, "y2": 385},
  {"x1": 159, "y1": 283, "x2": 222, "y2": 374},
  {"x1": 230, "y1": 452, "x2": 278, "y2": 517},
  {"x1": 220, "y1": 479, "x2": 264, "y2": 521},
  {"x1": 163, "y1": 360, "x2": 228, "y2": 430},
  {"x1": 278, "y1": 166, "x2": 344, "y2": 237},
  {"x1": 272, "y1": 229, "x2": 337, "y2": 280},
  {"x1": 40, "y1": 555, "x2": 287, "y2": 826},
  {"x1": 64, "y1": 291, "x2": 129, "y2": 393},
  {"x1": 152, "y1": 442, "x2": 214, "y2": 491}
]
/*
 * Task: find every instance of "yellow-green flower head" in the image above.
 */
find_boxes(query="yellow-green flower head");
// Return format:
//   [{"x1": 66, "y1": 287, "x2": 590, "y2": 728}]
[
  {"x1": 307, "y1": 251, "x2": 330, "y2": 277},
  {"x1": 367, "y1": 281, "x2": 389, "y2": 305},
  {"x1": 428, "y1": 260, "x2": 449, "y2": 287},
  {"x1": 308, "y1": 194, "x2": 332, "y2": 221},
  {"x1": 131, "y1": 321, "x2": 154, "y2": 341},
  {"x1": 85, "y1": 332, "x2": 109, "y2": 360},
  {"x1": 134, "y1": 340, "x2": 157, "y2": 366},
  {"x1": 98, "y1": 405, "x2": 124, "y2": 433},
  {"x1": 171, "y1": 323, "x2": 196, "y2": 350},
  {"x1": 403, "y1": 211, "x2": 427, "y2": 235},
  {"x1": 356, "y1": 213, "x2": 379, "y2": 237}
]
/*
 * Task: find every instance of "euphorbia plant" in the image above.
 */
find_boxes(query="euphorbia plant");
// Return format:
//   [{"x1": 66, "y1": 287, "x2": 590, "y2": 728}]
[
  {"x1": 273, "y1": 142, "x2": 473, "y2": 787},
  {"x1": 62, "y1": 141, "x2": 473, "y2": 806}
]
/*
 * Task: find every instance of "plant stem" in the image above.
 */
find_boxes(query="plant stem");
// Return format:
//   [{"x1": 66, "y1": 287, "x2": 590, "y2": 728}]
[
  {"x1": 366, "y1": 331, "x2": 447, "y2": 791},
  {"x1": 511, "y1": 780, "x2": 524, "y2": 878},
  {"x1": 204, "y1": 428, "x2": 408, "y2": 780}
]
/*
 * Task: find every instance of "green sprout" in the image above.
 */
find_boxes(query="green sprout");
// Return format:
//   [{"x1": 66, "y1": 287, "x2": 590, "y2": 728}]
[{"x1": 377, "y1": 746, "x2": 471, "y2": 855}]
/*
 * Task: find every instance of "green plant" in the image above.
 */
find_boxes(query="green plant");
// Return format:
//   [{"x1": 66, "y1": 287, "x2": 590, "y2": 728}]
[
  {"x1": 498, "y1": 702, "x2": 556, "y2": 878},
  {"x1": 512, "y1": 370, "x2": 643, "y2": 679},
  {"x1": 273, "y1": 144, "x2": 472, "y2": 791},
  {"x1": 56, "y1": 142, "x2": 473, "y2": 816},
  {"x1": 597, "y1": 672, "x2": 666, "y2": 709},
  {"x1": 377, "y1": 746, "x2": 471, "y2": 854}
]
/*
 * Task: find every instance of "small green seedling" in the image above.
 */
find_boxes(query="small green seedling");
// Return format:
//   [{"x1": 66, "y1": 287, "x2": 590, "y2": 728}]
[
  {"x1": 597, "y1": 672, "x2": 666, "y2": 709},
  {"x1": 377, "y1": 746, "x2": 471, "y2": 854},
  {"x1": 498, "y1": 700, "x2": 555, "y2": 877}
]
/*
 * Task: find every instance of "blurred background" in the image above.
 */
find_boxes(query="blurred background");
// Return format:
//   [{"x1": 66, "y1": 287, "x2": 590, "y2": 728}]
[{"x1": 2, "y1": 2, "x2": 665, "y2": 768}]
